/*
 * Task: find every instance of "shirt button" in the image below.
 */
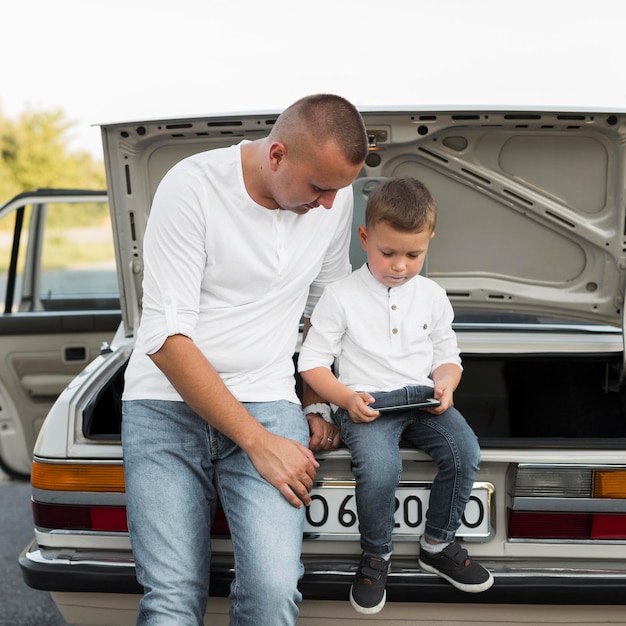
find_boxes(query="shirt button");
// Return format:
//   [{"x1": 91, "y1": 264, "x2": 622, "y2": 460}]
[
  {"x1": 391, "y1": 305, "x2": 397, "y2": 310},
  {"x1": 392, "y1": 328, "x2": 398, "y2": 334}
]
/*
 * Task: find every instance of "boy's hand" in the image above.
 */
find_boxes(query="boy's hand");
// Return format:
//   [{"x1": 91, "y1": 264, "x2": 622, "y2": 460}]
[
  {"x1": 347, "y1": 392, "x2": 380, "y2": 423},
  {"x1": 428, "y1": 363, "x2": 462, "y2": 414},
  {"x1": 426, "y1": 383, "x2": 454, "y2": 414}
]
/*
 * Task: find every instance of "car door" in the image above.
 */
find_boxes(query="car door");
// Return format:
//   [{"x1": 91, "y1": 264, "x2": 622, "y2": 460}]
[{"x1": 0, "y1": 189, "x2": 120, "y2": 478}]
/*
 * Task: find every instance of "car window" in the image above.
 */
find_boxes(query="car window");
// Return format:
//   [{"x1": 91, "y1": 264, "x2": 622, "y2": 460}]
[{"x1": 0, "y1": 198, "x2": 119, "y2": 313}]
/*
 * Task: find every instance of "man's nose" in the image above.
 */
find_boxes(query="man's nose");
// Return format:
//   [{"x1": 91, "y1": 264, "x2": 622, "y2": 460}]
[{"x1": 319, "y1": 190, "x2": 338, "y2": 209}]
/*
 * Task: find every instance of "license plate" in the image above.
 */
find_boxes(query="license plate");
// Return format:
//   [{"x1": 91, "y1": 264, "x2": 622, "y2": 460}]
[{"x1": 304, "y1": 480, "x2": 493, "y2": 541}]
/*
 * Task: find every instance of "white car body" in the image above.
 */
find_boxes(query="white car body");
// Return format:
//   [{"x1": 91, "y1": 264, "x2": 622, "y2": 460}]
[{"x1": 19, "y1": 106, "x2": 626, "y2": 625}]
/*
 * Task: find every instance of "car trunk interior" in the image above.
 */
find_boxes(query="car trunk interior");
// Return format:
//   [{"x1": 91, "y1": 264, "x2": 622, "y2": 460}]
[{"x1": 82, "y1": 352, "x2": 626, "y2": 446}]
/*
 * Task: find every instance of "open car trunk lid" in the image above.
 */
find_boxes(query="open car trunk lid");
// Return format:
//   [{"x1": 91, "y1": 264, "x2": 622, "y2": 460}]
[{"x1": 100, "y1": 107, "x2": 626, "y2": 338}]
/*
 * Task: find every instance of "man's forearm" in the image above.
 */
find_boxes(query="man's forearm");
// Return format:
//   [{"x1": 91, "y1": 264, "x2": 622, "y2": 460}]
[
  {"x1": 149, "y1": 333, "x2": 267, "y2": 452},
  {"x1": 150, "y1": 333, "x2": 319, "y2": 508}
]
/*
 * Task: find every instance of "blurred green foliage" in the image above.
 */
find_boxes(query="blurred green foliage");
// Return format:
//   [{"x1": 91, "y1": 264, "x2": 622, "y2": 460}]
[{"x1": 0, "y1": 108, "x2": 107, "y2": 229}]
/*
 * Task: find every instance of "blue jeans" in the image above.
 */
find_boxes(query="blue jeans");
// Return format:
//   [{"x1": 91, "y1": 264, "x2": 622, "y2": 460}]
[
  {"x1": 335, "y1": 385, "x2": 480, "y2": 555},
  {"x1": 122, "y1": 399, "x2": 309, "y2": 626}
]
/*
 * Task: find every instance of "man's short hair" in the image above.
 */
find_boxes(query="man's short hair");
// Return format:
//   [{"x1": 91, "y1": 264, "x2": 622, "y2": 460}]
[{"x1": 270, "y1": 94, "x2": 368, "y2": 165}]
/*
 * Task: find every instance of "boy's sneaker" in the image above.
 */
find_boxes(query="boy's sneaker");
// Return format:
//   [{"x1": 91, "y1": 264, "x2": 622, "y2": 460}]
[
  {"x1": 349, "y1": 552, "x2": 390, "y2": 614},
  {"x1": 419, "y1": 541, "x2": 494, "y2": 593}
]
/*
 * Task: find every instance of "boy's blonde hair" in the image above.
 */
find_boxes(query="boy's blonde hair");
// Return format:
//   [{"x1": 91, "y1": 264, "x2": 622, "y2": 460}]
[{"x1": 365, "y1": 177, "x2": 437, "y2": 232}]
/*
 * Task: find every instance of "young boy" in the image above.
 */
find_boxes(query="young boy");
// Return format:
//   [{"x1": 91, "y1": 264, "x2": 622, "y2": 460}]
[{"x1": 298, "y1": 177, "x2": 493, "y2": 614}]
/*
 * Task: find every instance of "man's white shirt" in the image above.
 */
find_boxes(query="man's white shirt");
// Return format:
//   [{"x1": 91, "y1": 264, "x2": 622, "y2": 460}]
[{"x1": 123, "y1": 141, "x2": 353, "y2": 404}]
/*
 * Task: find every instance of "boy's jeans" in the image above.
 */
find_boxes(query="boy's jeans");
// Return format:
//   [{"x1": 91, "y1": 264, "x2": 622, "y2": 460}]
[
  {"x1": 335, "y1": 385, "x2": 480, "y2": 556},
  {"x1": 122, "y1": 399, "x2": 308, "y2": 626}
]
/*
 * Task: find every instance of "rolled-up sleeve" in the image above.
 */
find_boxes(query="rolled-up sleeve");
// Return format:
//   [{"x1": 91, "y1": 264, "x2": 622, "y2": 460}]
[
  {"x1": 138, "y1": 166, "x2": 208, "y2": 355},
  {"x1": 430, "y1": 297, "x2": 463, "y2": 373}
]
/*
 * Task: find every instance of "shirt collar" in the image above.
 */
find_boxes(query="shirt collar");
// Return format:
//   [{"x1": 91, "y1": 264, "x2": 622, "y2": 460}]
[{"x1": 357, "y1": 262, "x2": 414, "y2": 295}]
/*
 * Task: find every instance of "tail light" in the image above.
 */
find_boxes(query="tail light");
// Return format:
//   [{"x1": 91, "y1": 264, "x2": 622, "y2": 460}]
[
  {"x1": 509, "y1": 511, "x2": 626, "y2": 540},
  {"x1": 509, "y1": 466, "x2": 626, "y2": 541},
  {"x1": 31, "y1": 461, "x2": 125, "y2": 492},
  {"x1": 33, "y1": 502, "x2": 128, "y2": 531},
  {"x1": 31, "y1": 460, "x2": 230, "y2": 536}
]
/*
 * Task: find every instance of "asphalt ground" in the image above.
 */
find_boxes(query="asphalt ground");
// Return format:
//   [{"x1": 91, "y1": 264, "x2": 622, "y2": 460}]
[{"x1": 0, "y1": 471, "x2": 69, "y2": 625}]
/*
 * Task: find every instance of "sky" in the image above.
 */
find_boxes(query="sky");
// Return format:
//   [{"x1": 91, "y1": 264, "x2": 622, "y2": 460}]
[{"x1": 2, "y1": 0, "x2": 625, "y2": 159}]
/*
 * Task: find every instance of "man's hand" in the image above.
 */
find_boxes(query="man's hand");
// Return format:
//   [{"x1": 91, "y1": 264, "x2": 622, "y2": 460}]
[
  {"x1": 149, "y1": 335, "x2": 320, "y2": 510},
  {"x1": 307, "y1": 413, "x2": 340, "y2": 451},
  {"x1": 246, "y1": 431, "x2": 319, "y2": 509}
]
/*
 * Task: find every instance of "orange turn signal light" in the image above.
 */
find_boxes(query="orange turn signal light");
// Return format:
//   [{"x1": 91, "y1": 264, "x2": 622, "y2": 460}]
[
  {"x1": 593, "y1": 470, "x2": 626, "y2": 499},
  {"x1": 31, "y1": 460, "x2": 125, "y2": 492}
]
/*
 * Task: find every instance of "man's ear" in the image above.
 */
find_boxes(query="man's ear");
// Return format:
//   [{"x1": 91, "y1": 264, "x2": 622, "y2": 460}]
[
  {"x1": 268, "y1": 142, "x2": 287, "y2": 171},
  {"x1": 358, "y1": 224, "x2": 368, "y2": 250}
]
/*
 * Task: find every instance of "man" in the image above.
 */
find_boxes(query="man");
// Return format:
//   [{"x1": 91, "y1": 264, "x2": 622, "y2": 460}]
[{"x1": 121, "y1": 94, "x2": 368, "y2": 625}]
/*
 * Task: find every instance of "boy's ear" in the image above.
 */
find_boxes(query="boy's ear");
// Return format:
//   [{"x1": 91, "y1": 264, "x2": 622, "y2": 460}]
[
  {"x1": 357, "y1": 225, "x2": 368, "y2": 250},
  {"x1": 430, "y1": 230, "x2": 435, "y2": 240}
]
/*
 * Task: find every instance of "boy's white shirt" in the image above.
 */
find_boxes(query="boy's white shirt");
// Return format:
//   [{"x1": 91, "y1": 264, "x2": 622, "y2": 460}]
[
  {"x1": 298, "y1": 263, "x2": 462, "y2": 393},
  {"x1": 123, "y1": 141, "x2": 353, "y2": 404}
]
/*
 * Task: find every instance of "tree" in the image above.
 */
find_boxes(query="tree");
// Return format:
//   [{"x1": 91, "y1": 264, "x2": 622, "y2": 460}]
[{"x1": 0, "y1": 108, "x2": 105, "y2": 202}]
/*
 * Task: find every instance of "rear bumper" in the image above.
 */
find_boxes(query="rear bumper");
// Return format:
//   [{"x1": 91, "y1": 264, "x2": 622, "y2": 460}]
[{"x1": 19, "y1": 540, "x2": 626, "y2": 605}]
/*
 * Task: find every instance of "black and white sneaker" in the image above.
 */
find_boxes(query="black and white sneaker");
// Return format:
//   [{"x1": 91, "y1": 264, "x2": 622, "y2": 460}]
[
  {"x1": 349, "y1": 552, "x2": 390, "y2": 614},
  {"x1": 419, "y1": 542, "x2": 494, "y2": 593}
]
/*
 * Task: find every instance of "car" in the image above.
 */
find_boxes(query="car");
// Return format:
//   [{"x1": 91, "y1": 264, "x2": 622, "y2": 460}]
[
  {"x1": 0, "y1": 189, "x2": 119, "y2": 479},
  {"x1": 18, "y1": 106, "x2": 626, "y2": 625}
]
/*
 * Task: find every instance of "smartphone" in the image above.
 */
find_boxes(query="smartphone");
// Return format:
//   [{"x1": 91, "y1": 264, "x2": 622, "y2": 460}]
[{"x1": 376, "y1": 398, "x2": 441, "y2": 412}]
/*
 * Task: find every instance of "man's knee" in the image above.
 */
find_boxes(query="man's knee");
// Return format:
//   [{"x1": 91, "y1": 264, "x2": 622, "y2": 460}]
[{"x1": 230, "y1": 564, "x2": 301, "y2": 625}]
